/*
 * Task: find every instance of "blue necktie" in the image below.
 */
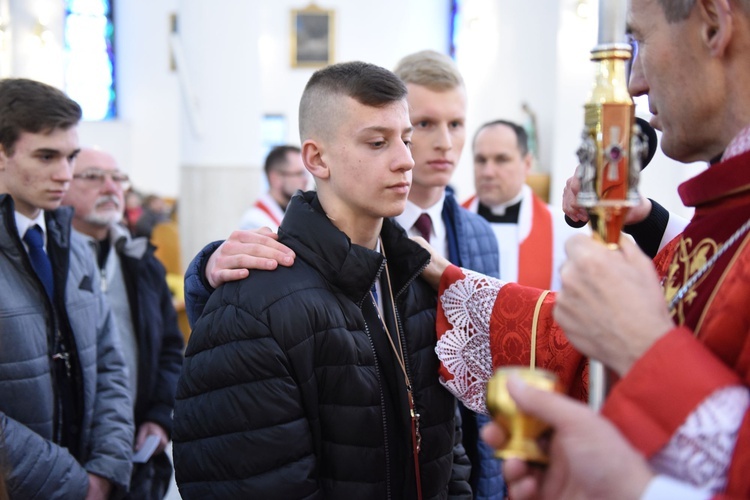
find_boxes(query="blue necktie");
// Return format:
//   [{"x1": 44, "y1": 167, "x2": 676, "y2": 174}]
[{"x1": 24, "y1": 225, "x2": 54, "y2": 300}]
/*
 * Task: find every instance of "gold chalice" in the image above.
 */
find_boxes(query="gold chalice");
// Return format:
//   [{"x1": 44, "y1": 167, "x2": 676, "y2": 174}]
[{"x1": 485, "y1": 367, "x2": 560, "y2": 464}]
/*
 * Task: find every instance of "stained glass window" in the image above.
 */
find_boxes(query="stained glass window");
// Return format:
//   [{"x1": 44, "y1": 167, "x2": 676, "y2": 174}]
[
  {"x1": 449, "y1": 0, "x2": 463, "y2": 59},
  {"x1": 64, "y1": 0, "x2": 115, "y2": 120}
]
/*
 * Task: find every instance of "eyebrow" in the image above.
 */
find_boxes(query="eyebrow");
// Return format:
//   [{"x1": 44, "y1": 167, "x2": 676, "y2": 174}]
[
  {"x1": 625, "y1": 20, "x2": 639, "y2": 37},
  {"x1": 359, "y1": 125, "x2": 414, "y2": 136},
  {"x1": 79, "y1": 167, "x2": 123, "y2": 173},
  {"x1": 34, "y1": 148, "x2": 60, "y2": 157},
  {"x1": 33, "y1": 147, "x2": 81, "y2": 157}
]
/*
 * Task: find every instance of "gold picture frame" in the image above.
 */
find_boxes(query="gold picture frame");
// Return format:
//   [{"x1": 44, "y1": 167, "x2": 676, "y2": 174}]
[{"x1": 290, "y1": 4, "x2": 335, "y2": 68}]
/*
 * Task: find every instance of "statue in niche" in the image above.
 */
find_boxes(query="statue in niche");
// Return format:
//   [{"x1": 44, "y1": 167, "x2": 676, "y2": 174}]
[{"x1": 521, "y1": 101, "x2": 540, "y2": 167}]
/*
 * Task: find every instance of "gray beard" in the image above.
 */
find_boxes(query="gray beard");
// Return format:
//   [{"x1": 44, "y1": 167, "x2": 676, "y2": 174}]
[{"x1": 84, "y1": 209, "x2": 122, "y2": 228}]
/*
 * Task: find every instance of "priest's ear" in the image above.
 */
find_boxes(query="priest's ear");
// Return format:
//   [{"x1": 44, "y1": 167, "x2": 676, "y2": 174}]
[
  {"x1": 522, "y1": 152, "x2": 534, "y2": 176},
  {"x1": 697, "y1": 0, "x2": 733, "y2": 57}
]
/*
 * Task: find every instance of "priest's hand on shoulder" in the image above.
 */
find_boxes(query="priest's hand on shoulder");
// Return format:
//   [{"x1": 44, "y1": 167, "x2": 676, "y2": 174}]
[
  {"x1": 206, "y1": 227, "x2": 296, "y2": 288},
  {"x1": 412, "y1": 236, "x2": 450, "y2": 290}
]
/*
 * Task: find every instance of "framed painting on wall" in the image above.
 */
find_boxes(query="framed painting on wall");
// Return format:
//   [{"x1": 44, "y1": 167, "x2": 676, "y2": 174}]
[{"x1": 291, "y1": 4, "x2": 334, "y2": 68}]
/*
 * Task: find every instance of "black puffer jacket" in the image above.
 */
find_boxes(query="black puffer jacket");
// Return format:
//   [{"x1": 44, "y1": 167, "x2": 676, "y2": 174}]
[{"x1": 174, "y1": 191, "x2": 471, "y2": 499}]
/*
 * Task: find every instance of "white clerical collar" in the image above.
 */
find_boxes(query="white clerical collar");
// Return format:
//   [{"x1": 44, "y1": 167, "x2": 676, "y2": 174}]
[{"x1": 487, "y1": 188, "x2": 525, "y2": 216}]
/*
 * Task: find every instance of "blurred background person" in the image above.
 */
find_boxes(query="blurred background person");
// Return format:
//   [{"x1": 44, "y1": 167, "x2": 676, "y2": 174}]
[
  {"x1": 134, "y1": 194, "x2": 170, "y2": 240},
  {"x1": 239, "y1": 144, "x2": 308, "y2": 231},
  {"x1": 63, "y1": 146, "x2": 185, "y2": 499},
  {"x1": 464, "y1": 120, "x2": 584, "y2": 290},
  {"x1": 124, "y1": 188, "x2": 143, "y2": 235}
]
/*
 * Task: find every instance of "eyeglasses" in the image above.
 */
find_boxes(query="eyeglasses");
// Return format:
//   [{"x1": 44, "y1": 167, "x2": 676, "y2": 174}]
[
  {"x1": 625, "y1": 35, "x2": 639, "y2": 82},
  {"x1": 73, "y1": 169, "x2": 131, "y2": 189}
]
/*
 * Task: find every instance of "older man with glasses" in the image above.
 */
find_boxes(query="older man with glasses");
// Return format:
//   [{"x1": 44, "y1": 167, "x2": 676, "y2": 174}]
[{"x1": 62, "y1": 147, "x2": 184, "y2": 500}]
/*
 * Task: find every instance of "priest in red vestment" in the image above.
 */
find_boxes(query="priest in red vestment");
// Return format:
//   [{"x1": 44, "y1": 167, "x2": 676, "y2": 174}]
[{"x1": 425, "y1": 0, "x2": 750, "y2": 494}]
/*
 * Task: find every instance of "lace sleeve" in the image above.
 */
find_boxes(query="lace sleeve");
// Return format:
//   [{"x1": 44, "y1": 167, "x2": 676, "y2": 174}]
[
  {"x1": 435, "y1": 269, "x2": 507, "y2": 414},
  {"x1": 649, "y1": 385, "x2": 749, "y2": 493}
]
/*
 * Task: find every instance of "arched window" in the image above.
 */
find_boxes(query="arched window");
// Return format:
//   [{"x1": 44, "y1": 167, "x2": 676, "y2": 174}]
[{"x1": 64, "y1": 0, "x2": 115, "y2": 120}]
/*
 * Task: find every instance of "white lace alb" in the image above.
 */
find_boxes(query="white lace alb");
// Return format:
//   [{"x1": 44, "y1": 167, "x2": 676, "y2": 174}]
[
  {"x1": 650, "y1": 385, "x2": 748, "y2": 493},
  {"x1": 435, "y1": 269, "x2": 507, "y2": 414}
]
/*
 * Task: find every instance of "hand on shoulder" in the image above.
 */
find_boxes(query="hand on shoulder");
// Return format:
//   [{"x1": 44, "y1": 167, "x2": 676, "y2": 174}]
[{"x1": 206, "y1": 227, "x2": 296, "y2": 289}]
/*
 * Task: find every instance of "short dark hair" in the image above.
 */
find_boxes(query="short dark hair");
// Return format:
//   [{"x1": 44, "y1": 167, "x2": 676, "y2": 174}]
[
  {"x1": 299, "y1": 61, "x2": 407, "y2": 141},
  {"x1": 264, "y1": 145, "x2": 301, "y2": 176},
  {"x1": 473, "y1": 119, "x2": 529, "y2": 156},
  {"x1": 657, "y1": 0, "x2": 749, "y2": 22},
  {"x1": 0, "y1": 78, "x2": 82, "y2": 155}
]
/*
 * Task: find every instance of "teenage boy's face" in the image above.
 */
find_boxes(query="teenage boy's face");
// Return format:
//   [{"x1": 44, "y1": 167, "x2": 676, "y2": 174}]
[
  {"x1": 0, "y1": 127, "x2": 80, "y2": 219},
  {"x1": 323, "y1": 96, "x2": 414, "y2": 222},
  {"x1": 406, "y1": 83, "x2": 466, "y2": 191}
]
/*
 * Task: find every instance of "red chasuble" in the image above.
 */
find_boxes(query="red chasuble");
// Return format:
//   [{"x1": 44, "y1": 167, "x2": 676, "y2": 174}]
[
  {"x1": 602, "y1": 151, "x2": 750, "y2": 499},
  {"x1": 435, "y1": 150, "x2": 750, "y2": 497},
  {"x1": 435, "y1": 266, "x2": 588, "y2": 415}
]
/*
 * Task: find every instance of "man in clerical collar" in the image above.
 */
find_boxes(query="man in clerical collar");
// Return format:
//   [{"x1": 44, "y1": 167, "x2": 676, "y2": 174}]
[{"x1": 463, "y1": 119, "x2": 585, "y2": 290}]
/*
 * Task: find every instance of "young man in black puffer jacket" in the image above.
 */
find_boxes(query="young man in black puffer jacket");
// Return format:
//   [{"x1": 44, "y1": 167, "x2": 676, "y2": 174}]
[{"x1": 173, "y1": 61, "x2": 471, "y2": 499}]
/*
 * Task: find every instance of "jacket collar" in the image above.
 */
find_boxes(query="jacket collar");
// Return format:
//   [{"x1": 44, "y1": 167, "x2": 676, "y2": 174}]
[
  {"x1": 0, "y1": 194, "x2": 72, "y2": 252},
  {"x1": 110, "y1": 223, "x2": 149, "y2": 260},
  {"x1": 75, "y1": 223, "x2": 150, "y2": 262},
  {"x1": 279, "y1": 191, "x2": 431, "y2": 304}
]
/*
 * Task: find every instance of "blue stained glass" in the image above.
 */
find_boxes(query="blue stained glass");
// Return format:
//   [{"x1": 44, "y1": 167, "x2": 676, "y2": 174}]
[
  {"x1": 64, "y1": 0, "x2": 115, "y2": 120},
  {"x1": 450, "y1": 0, "x2": 463, "y2": 59},
  {"x1": 68, "y1": 0, "x2": 108, "y2": 16}
]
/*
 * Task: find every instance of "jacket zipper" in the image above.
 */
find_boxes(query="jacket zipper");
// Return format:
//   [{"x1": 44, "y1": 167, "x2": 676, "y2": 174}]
[
  {"x1": 363, "y1": 319, "x2": 392, "y2": 500},
  {"x1": 361, "y1": 260, "x2": 392, "y2": 499},
  {"x1": 16, "y1": 231, "x2": 66, "y2": 444},
  {"x1": 362, "y1": 250, "x2": 429, "y2": 498}
]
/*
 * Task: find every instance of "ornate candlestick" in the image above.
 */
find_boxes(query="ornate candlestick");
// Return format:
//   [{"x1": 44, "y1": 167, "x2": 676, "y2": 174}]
[{"x1": 576, "y1": 0, "x2": 641, "y2": 409}]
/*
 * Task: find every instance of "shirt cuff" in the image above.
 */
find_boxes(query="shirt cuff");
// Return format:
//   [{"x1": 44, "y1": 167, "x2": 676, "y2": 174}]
[{"x1": 623, "y1": 198, "x2": 669, "y2": 258}]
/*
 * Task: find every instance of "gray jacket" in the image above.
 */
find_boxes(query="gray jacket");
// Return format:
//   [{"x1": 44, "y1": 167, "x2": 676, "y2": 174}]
[{"x1": 0, "y1": 195, "x2": 134, "y2": 499}]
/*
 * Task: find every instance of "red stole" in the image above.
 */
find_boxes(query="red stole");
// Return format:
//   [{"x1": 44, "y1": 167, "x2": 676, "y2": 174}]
[
  {"x1": 463, "y1": 193, "x2": 554, "y2": 288},
  {"x1": 254, "y1": 199, "x2": 282, "y2": 227},
  {"x1": 518, "y1": 194, "x2": 553, "y2": 289}
]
